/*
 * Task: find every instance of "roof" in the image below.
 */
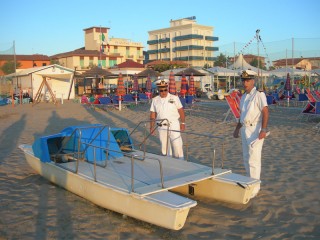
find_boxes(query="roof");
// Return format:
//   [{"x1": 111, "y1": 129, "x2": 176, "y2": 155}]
[
  {"x1": 175, "y1": 67, "x2": 206, "y2": 76},
  {"x1": 50, "y1": 48, "x2": 102, "y2": 58},
  {"x1": 206, "y1": 66, "x2": 238, "y2": 76},
  {"x1": 0, "y1": 54, "x2": 50, "y2": 61},
  {"x1": 137, "y1": 68, "x2": 162, "y2": 77},
  {"x1": 5, "y1": 64, "x2": 74, "y2": 78},
  {"x1": 81, "y1": 66, "x2": 115, "y2": 78},
  {"x1": 115, "y1": 59, "x2": 144, "y2": 69}
]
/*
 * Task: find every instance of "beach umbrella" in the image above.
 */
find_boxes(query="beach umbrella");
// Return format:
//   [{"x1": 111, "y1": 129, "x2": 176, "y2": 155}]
[
  {"x1": 285, "y1": 73, "x2": 291, "y2": 91},
  {"x1": 169, "y1": 71, "x2": 177, "y2": 95},
  {"x1": 284, "y1": 73, "x2": 291, "y2": 103},
  {"x1": 188, "y1": 73, "x2": 195, "y2": 96},
  {"x1": 132, "y1": 74, "x2": 139, "y2": 104},
  {"x1": 117, "y1": 73, "x2": 126, "y2": 110},
  {"x1": 180, "y1": 73, "x2": 188, "y2": 97},
  {"x1": 146, "y1": 75, "x2": 152, "y2": 92}
]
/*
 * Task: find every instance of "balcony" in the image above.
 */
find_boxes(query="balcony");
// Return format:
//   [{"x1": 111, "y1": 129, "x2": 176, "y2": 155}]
[
  {"x1": 158, "y1": 48, "x2": 170, "y2": 53},
  {"x1": 147, "y1": 49, "x2": 159, "y2": 55},
  {"x1": 205, "y1": 36, "x2": 219, "y2": 41},
  {"x1": 147, "y1": 39, "x2": 159, "y2": 45},
  {"x1": 206, "y1": 57, "x2": 217, "y2": 61},
  {"x1": 173, "y1": 45, "x2": 204, "y2": 51},
  {"x1": 159, "y1": 38, "x2": 170, "y2": 43},
  {"x1": 205, "y1": 46, "x2": 219, "y2": 51},
  {"x1": 173, "y1": 34, "x2": 203, "y2": 41}
]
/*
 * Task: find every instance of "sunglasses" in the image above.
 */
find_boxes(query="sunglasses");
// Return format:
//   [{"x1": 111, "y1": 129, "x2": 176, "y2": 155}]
[{"x1": 159, "y1": 89, "x2": 168, "y2": 92}]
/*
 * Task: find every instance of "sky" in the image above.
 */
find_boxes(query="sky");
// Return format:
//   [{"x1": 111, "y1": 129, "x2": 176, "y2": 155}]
[{"x1": 1, "y1": 0, "x2": 320, "y2": 58}]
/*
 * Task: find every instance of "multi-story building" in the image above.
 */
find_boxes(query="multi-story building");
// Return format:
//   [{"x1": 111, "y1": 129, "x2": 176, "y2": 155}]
[
  {"x1": 51, "y1": 26, "x2": 144, "y2": 71},
  {"x1": 272, "y1": 57, "x2": 320, "y2": 70},
  {"x1": 147, "y1": 17, "x2": 219, "y2": 67},
  {"x1": 0, "y1": 54, "x2": 50, "y2": 76}
]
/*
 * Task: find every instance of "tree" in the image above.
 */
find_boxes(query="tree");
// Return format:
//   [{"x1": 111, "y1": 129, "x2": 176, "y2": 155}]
[
  {"x1": 250, "y1": 58, "x2": 258, "y2": 67},
  {"x1": 0, "y1": 61, "x2": 21, "y2": 75},
  {"x1": 147, "y1": 61, "x2": 188, "y2": 72},
  {"x1": 214, "y1": 53, "x2": 227, "y2": 67}
]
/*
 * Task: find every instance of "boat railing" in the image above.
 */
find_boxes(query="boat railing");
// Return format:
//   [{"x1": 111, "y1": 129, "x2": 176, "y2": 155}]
[
  {"x1": 53, "y1": 125, "x2": 165, "y2": 193},
  {"x1": 130, "y1": 119, "x2": 226, "y2": 173},
  {"x1": 79, "y1": 141, "x2": 165, "y2": 192}
]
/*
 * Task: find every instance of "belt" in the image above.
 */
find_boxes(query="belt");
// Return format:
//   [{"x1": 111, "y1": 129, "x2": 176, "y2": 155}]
[
  {"x1": 157, "y1": 123, "x2": 168, "y2": 127},
  {"x1": 242, "y1": 122, "x2": 260, "y2": 127}
]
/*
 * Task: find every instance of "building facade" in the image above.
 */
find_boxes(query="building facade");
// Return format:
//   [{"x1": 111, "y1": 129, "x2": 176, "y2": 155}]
[
  {"x1": 272, "y1": 57, "x2": 320, "y2": 70},
  {"x1": 51, "y1": 26, "x2": 144, "y2": 71},
  {"x1": 0, "y1": 54, "x2": 50, "y2": 76},
  {"x1": 147, "y1": 17, "x2": 219, "y2": 67}
]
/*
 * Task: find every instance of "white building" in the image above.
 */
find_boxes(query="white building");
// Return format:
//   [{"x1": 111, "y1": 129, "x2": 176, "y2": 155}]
[{"x1": 147, "y1": 17, "x2": 219, "y2": 67}]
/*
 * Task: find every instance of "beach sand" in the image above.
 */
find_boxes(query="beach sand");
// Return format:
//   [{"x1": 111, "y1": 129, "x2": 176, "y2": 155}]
[{"x1": 0, "y1": 100, "x2": 319, "y2": 239}]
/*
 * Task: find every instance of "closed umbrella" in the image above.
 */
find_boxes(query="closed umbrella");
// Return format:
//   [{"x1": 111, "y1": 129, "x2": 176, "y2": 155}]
[
  {"x1": 284, "y1": 73, "x2": 292, "y2": 105},
  {"x1": 144, "y1": 75, "x2": 152, "y2": 99},
  {"x1": 169, "y1": 71, "x2": 177, "y2": 95},
  {"x1": 180, "y1": 73, "x2": 188, "y2": 97},
  {"x1": 132, "y1": 74, "x2": 139, "y2": 104},
  {"x1": 188, "y1": 73, "x2": 195, "y2": 96},
  {"x1": 117, "y1": 73, "x2": 126, "y2": 110}
]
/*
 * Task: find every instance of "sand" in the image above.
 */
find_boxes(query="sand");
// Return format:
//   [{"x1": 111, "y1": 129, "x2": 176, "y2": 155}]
[{"x1": 0, "y1": 100, "x2": 319, "y2": 239}]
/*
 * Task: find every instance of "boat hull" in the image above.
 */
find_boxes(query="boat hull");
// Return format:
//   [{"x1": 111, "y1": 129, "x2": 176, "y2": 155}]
[
  {"x1": 172, "y1": 172, "x2": 260, "y2": 204},
  {"x1": 21, "y1": 145, "x2": 196, "y2": 230}
]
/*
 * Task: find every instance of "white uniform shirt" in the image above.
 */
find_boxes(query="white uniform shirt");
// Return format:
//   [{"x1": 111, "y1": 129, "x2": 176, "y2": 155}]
[
  {"x1": 150, "y1": 93, "x2": 183, "y2": 123},
  {"x1": 240, "y1": 87, "x2": 268, "y2": 126}
]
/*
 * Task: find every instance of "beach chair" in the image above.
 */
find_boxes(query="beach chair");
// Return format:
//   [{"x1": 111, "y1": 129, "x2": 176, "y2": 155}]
[
  {"x1": 179, "y1": 97, "x2": 195, "y2": 115},
  {"x1": 122, "y1": 94, "x2": 137, "y2": 108},
  {"x1": 81, "y1": 95, "x2": 89, "y2": 104},
  {"x1": 298, "y1": 89, "x2": 320, "y2": 120},
  {"x1": 138, "y1": 93, "x2": 150, "y2": 104},
  {"x1": 223, "y1": 95, "x2": 240, "y2": 123},
  {"x1": 0, "y1": 98, "x2": 8, "y2": 106},
  {"x1": 97, "y1": 96, "x2": 115, "y2": 111}
]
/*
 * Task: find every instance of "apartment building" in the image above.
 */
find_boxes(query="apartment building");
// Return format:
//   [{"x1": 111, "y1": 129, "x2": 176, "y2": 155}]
[
  {"x1": 147, "y1": 17, "x2": 219, "y2": 67},
  {"x1": 51, "y1": 26, "x2": 144, "y2": 70}
]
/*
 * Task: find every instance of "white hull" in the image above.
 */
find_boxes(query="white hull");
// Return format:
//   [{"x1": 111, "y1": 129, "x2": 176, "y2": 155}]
[
  {"x1": 172, "y1": 173, "x2": 259, "y2": 204},
  {"x1": 21, "y1": 145, "x2": 196, "y2": 230}
]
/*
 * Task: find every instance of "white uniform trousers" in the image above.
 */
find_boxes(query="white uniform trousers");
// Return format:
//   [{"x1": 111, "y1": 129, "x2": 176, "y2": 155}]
[
  {"x1": 241, "y1": 125, "x2": 264, "y2": 196},
  {"x1": 158, "y1": 121, "x2": 184, "y2": 159}
]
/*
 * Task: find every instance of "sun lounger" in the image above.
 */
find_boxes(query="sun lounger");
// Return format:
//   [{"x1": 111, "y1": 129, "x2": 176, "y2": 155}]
[{"x1": 223, "y1": 95, "x2": 240, "y2": 123}]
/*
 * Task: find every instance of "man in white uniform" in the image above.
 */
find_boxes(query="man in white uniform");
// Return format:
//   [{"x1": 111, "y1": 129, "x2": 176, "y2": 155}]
[
  {"x1": 150, "y1": 78, "x2": 185, "y2": 159},
  {"x1": 233, "y1": 70, "x2": 269, "y2": 198}
]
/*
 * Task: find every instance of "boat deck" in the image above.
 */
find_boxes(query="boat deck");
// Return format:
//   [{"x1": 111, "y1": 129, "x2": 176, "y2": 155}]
[{"x1": 56, "y1": 149, "x2": 231, "y2": 196}]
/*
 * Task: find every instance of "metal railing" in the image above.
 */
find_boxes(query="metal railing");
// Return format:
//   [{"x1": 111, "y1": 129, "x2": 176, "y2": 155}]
[
  {"x1": 51, "y1": 122, "x2": 225, "y2": 193},
  {"x1": 51, "y1": 124, "x2": 165, "y2": 193}
]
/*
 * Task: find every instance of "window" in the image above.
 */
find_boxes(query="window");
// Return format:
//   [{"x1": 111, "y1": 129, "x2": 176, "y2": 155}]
[
  {"x1": 109, "y1": 59, "x2": 117, "y2": 67},
  {"x1": 80, "y1": 57, "x2": 84, "y2": 67}
]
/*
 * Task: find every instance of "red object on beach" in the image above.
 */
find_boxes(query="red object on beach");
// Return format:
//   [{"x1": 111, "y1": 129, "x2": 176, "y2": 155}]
[
  {"x1": 169, "y1": 70, "x2": 177, "y2": 95},
  {"x1": 132, "y1": 74, "x2": 139, "y2": 92},
  {"x1": 188, "y1": 73, "x2": 195, "y2": 96},
  {"x1": 117, "y1": 73, "x2": 126, "y2": 97},
  {"x1": 285, "y1": 73, "x2": 291, "y2": 91},
  {"x1": 146, "y1": 75, "x2": 152, "y2": 92},
  {"x1": 180, "y1": 73, "x2": 188, "y2": 97}
]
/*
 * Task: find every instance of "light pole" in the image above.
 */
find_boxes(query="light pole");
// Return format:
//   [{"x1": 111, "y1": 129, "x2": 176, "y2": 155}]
[{"x1": 256, "y1": 29, "x2": 260, "y2": 89}]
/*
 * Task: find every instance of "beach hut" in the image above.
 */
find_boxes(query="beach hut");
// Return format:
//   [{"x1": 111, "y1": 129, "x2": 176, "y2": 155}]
[
  {"x1": 80, "y1": 66, "x2": 116, "y2": 95},
  {"x1": 5, "y1": 64, "x2": 75, "y2": 102}
]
